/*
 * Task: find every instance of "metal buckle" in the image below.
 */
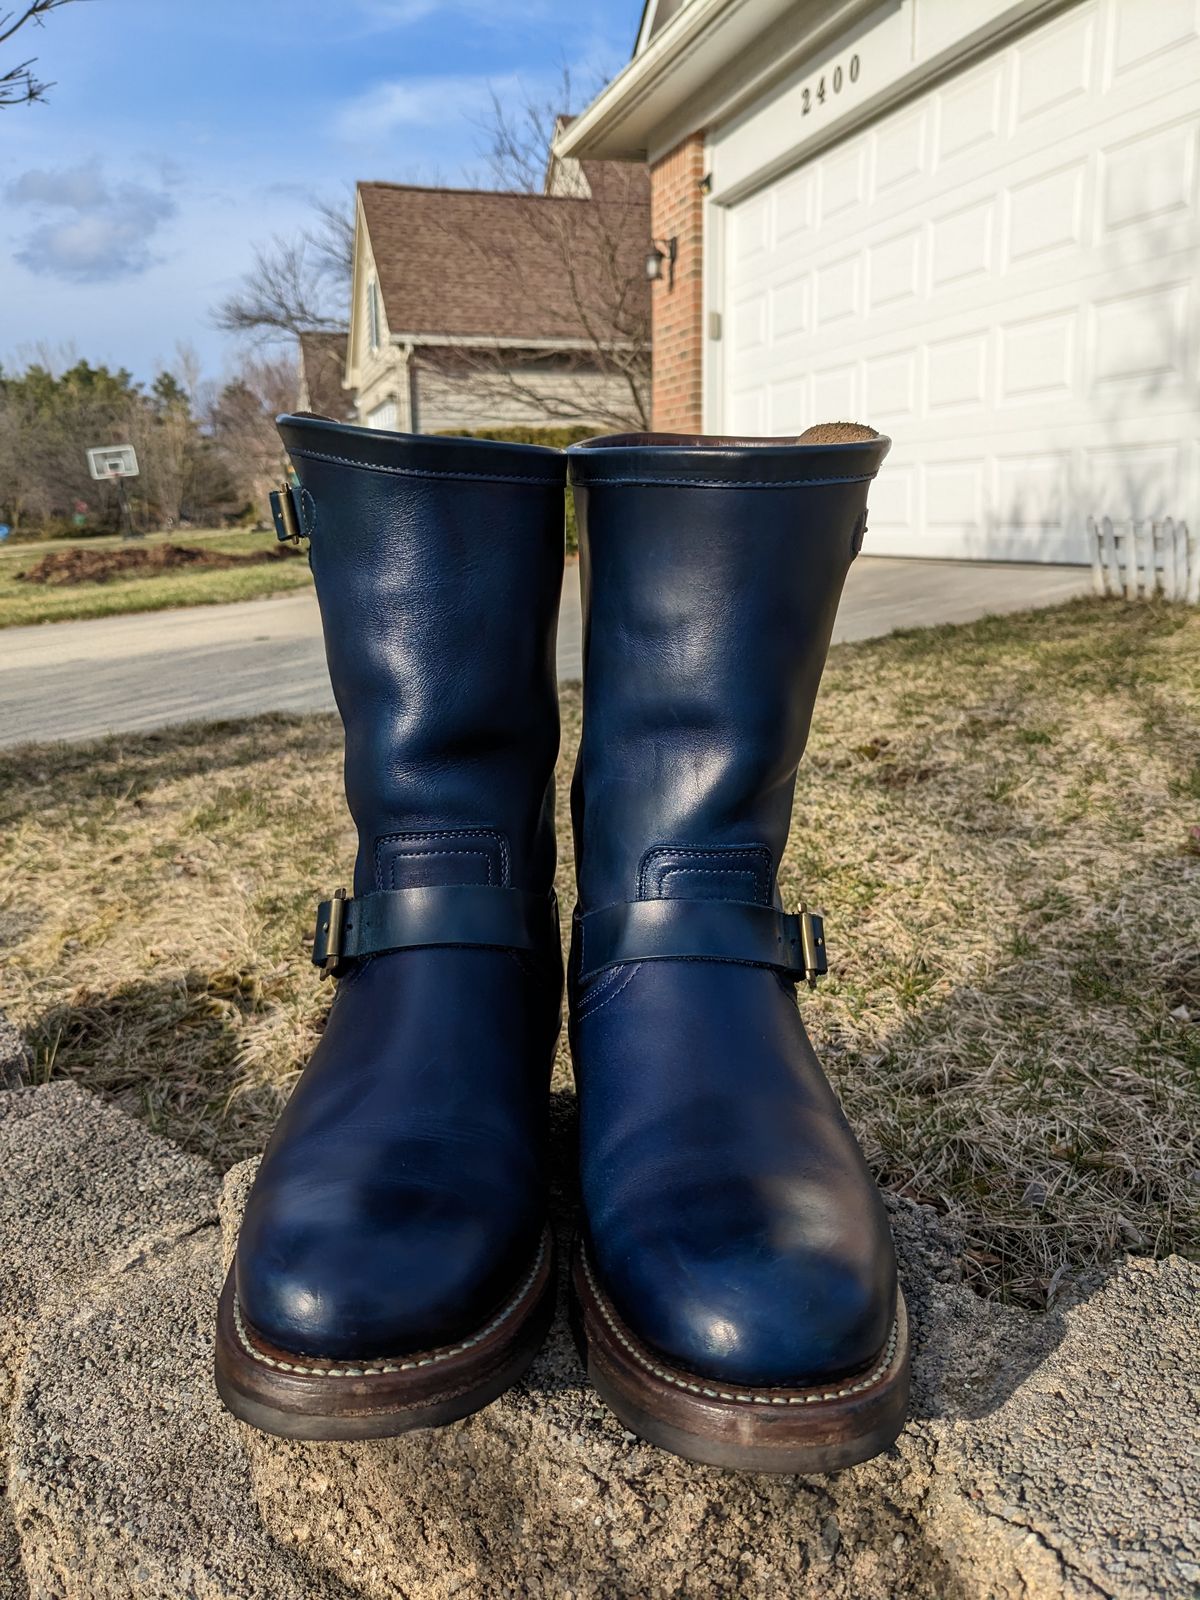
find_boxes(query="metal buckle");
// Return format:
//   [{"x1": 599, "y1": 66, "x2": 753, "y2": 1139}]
[
  {"x1": 312, "y1": 887, "x2": 348, "y2": 978},
  {"x1": 270, "y1": 483, "x2": 303, "y2": 544},
  {"x1": 798, "y1": 907, "x2": 827, "y2": 989}
]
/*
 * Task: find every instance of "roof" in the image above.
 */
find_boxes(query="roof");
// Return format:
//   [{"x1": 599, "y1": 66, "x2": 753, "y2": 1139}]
[
  {"x1": 297, "y1": 331, "x2": 353, "y2": 420},
  {"x1": 358, "y1": 174, "x2": 650, "y2": 346}
]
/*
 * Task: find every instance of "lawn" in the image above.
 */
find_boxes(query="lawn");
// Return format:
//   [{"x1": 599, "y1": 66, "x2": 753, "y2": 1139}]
[
  {"x1": 0, "y1": 526, "x2": 314, "y2": 629},
  {"x1": 0, "y1": 597, "x2": 1196, "y2": 1308}
]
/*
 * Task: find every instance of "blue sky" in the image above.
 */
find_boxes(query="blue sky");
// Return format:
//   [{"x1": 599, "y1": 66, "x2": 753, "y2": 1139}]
[{"x1": 0, "y1": 0, "x2": 640, "y2": 385}]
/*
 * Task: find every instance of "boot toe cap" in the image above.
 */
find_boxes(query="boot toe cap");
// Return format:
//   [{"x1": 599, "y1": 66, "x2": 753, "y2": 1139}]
[
  {"x1": 597, "y1": 1237, "x2": 896, "y2": 1390},
  {"x1": 236, "y1": 1189, "x2": 538, "y2": 1362}
]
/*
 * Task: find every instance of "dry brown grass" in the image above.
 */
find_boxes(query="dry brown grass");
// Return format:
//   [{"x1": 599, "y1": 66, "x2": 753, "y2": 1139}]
[{"x1": 1, "y1": 597, "x2": 1197, "y2": 1307}]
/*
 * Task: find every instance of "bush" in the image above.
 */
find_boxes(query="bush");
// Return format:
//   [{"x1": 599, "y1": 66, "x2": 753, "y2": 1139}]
[{"x1": 436, "y1": 425, "x2": 600, "y2": 555}]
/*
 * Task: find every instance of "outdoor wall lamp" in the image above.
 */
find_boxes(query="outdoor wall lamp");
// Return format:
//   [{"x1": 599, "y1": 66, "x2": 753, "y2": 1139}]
[{"x1": 645, "y1": 236, "x2": 678, "y2": 288}]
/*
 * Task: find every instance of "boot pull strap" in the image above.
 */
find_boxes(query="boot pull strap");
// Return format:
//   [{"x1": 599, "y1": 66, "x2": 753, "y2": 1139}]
[
  {"x1": 574, "y1": 900, "x2": 827, "y2": 988},
  {"x1": 312, "y1": 886, "x2": 559, "y2": 978}
]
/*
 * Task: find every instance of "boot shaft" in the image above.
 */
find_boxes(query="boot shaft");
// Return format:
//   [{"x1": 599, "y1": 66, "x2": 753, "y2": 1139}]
[
  {"x1": 278, "y1": 417, "x2": 566, "y2": 897},
  {"x1": 567, "y1": 427, "x2": 889, "y2": 913}
]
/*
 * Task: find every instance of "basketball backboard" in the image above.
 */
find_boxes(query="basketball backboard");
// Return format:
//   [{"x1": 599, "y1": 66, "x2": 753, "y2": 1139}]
[{"x1": 87, "y1": 445, "x2": 139, "y2": 480}]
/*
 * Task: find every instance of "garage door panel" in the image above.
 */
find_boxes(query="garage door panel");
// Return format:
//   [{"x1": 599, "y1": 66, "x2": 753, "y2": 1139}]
[
  {"x1": 868, "y1": 227, "x2": 923, "y2": 311},
  {"x1": 1109, "y1": 0, "x2": 1200, "y2": 78},
  {"x1": 1101, "y1": 121, "x2": 1197, "y2": 233},
  {"x1": 1013, "y1": 4, "x2": 1097, "y2": 125},
  {"x1": 864, "y1": 350, "x2": 918, "y2": 419},
  {"x1": 872, "y1": 102, "x2": 928, "y2": 196},
  {"x1": 818, "y1": 144, "x2": 866, "y2": 223},
  {"x1": 927, "y1": 332, "x2": 989, "y2": 413},
  {"x1": 930, "y1": 198, "x2": 995, "y2": 288},
  {"x1": 770, "y1": 273, "x2": 811, "y2": 340},
  {"x1": 999, "y1": 309, "x2": 1077, "y2": 404},
  {"x1": 935, "y1": 60, "x2": 1006, "y2": 167},
  {"x1": 1082, "y1": 442, "x2": 1183, "y2": 521},
  {"x1": 814, "y1": 253, "x2": 861, "y2": 325},
  {"x1": 768, "y1": 378, "x2": 808, "y2": 433},
  {"x1": 1091, "y1": 282, "x2": 1191, "y2": 390},
  {"x1": 717, "y1": 0, "x2": 1199, "y2": 561},
  {"x1": 1005, "y1": 160, "x2": 1089, "y2": 267}
]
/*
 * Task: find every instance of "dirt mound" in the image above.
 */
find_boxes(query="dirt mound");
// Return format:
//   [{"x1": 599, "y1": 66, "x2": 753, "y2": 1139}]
[{"x1": 17, "y1": 542, "x2": 304, "y2": 587}]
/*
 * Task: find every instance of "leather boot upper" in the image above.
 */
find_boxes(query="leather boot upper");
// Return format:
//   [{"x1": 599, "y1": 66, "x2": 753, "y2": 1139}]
[
  {"x1": 567, "y1": 428, "x2": 899, "y2": 1389},
  {"x1": 236, "y1": 418, "x2": 565, "y2": 1360}
]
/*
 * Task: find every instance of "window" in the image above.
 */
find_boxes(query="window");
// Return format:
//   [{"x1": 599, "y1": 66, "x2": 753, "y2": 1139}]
[{"x1": 367, "y1": 277, "x2": 381, "y2": 353}]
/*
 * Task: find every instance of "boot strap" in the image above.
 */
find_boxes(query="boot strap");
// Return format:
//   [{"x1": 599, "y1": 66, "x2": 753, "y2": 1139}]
[
  {"x1": 312, "y1": 886, "x2": 558, "y2": 977},
  {"x1": 574, "y1": 899, "x2": 827, "y2": 988}
]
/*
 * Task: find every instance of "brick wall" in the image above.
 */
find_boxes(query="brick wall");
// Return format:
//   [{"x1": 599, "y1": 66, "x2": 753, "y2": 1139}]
[{"x1": 649, "y1": 132, "x2": 706, "y2": 432}]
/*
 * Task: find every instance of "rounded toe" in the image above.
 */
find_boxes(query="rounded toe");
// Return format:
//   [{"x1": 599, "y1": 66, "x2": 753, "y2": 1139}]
[
  {"x1": 236, "y1": 1182, "x2": 539, "y2": 1361},
  {"x1": 597, "y1": 1234, "x2": 896, "y2": 1390}
]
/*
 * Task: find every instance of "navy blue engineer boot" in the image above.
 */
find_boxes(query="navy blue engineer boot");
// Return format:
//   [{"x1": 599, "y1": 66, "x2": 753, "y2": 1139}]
[
  {"x1": 215, "y1": 417, "x2": 565, "y2": 1439},
  {"x1": 565, "y1": 425, "x2": 910, "y2": 1472}
]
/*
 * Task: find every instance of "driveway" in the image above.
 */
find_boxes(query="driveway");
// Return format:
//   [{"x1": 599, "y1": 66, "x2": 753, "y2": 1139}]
[{"x1": 0, "y1": 558, "x2": 1091, "y2": 748}]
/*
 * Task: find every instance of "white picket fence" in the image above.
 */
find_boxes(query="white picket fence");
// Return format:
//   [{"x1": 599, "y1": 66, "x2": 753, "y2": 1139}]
[{"x1": 1088, "y1": 516, "x2": 1199, "y2": 603}]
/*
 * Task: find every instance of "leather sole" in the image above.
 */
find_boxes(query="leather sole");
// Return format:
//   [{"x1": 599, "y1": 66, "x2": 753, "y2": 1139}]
[
  {"x1": 214, "y1": 1226, "x2": 555, "y2": 1440},
  {"x1": 570, "y1": 1239, "x2": 909, "y2": 1473}
]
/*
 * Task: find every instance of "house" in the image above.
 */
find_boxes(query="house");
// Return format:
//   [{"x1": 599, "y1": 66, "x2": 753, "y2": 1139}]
[
  {"x1": 297, "y1": 331, "x2": 356, "y2": 422},
  {"x1": 555, "y1": 0, "x2": 1200, "y2": 563},
  {"x1": 343, "y1": 151, "x2": 651, "y2": 435}
]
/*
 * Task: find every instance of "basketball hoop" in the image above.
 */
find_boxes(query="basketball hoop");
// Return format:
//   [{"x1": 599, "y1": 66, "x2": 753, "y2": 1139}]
[{"x1": 86, "y1": 445, "x2": 141, "y2": 538}]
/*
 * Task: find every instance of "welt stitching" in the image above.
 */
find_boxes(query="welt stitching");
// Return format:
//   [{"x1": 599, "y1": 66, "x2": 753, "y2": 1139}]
[
  {"x1": 574, "y1": 962, "x2": 641, "y2": 1022},
  {"x1": 233, "y1": 1236, "x2": 546, "y2": 1378},
  {"x1": 582, "y1": 1249, "x2": 899, "y2": 1406},
  {"x1": 288, "y1": 445, "x2": 562, "y2": 486},
  {"x1": 570, "y1": 472, "x2": 874, "y2": 490}
]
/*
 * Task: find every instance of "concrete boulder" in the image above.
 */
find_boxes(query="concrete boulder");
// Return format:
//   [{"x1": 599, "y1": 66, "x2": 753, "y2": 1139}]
[{"x1": 2, "y1": 1086, "x2": 1196, "y2": 1599}]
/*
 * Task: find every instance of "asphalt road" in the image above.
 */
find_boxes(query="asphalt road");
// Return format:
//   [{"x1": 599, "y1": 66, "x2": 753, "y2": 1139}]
[{"x1": 0, "y1": 558, "x2": 1092, "y2": 747}]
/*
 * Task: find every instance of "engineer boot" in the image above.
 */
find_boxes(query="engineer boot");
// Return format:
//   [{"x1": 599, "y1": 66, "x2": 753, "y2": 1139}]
[
  {"x1": 215, "y1": 418, "x2": 565, "y2": 1439},
  {"x1": 566, "y1": 426, "x2": 909, "y2": 1472}
]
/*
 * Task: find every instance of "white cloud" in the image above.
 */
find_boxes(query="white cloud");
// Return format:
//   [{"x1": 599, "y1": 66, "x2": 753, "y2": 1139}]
[
  {"x1": 6, "y1": 158, "x2": 177, "y2": 283},
  {"x1": 330, "y1": 73, "x2": 513, "y2": 141}
]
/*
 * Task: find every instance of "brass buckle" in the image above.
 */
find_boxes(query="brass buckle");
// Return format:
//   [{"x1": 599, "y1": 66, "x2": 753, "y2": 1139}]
[
  {"x1": 270, "y1": 482, "x2": 303, "y2": 544},
  {"x1": 313, "y1": 887, "x2": 348, "y2": 978},
  {"x1": 798, "y1": 907, "x2": 827, "y2": 989}
]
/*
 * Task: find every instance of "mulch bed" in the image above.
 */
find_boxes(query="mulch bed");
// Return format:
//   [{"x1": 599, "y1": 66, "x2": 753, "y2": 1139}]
[{"x1": 17, "y1": 543, "x2": 304, "y2": 587}]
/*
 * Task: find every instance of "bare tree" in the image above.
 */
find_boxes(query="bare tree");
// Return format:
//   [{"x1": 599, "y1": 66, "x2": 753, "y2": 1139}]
[
  {"x1": 430, "y1": 75, "x2": 651, "y2": 431},
  {"x1": 214, "y1": 197, "x2": 354, "y2": 345},
  {"x1": 206, "y1": 353, "x2": 297, "y2": 520},
  {"x1": 1, "y1": 0, "x2": 82, "y2": 108}
]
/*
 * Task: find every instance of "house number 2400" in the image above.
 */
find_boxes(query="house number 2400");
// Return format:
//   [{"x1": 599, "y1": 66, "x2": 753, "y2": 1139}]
[{"x1": 800, "y1": 54, "x2": 860, "y2": 115}]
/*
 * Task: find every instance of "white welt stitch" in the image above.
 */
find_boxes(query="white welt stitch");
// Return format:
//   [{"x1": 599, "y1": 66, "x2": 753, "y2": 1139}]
[
  {"x1": 570, "y1": 472, "x2": 874, "y2": 491},
  {"x1": 582, "y1": 1249, "x2": 898, "y2": 1406},
  {"x1": 288, "y1": 446, "x2": 562, "y2": 486},
  {"x1": 233, "y1": 1235, "x2": 545, "y2": 1378}
]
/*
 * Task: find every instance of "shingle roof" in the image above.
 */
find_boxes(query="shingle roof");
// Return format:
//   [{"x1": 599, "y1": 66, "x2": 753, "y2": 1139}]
[
  {"x1": 358, "y1": 172, "x2": 650, "y2": 346},
  {"x1": 297, "y1": 331, "x2": 353, "y2": 420}
]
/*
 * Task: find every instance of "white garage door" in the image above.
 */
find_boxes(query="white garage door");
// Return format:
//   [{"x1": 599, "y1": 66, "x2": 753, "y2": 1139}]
[{"x1": 718, "y1": 0, "x2": 1200, "y2": 562}]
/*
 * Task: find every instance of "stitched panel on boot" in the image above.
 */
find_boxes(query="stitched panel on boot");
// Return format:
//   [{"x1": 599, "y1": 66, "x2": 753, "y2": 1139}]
[
  {"x1": 374, "y1": 829, "x2": 509, "y2": 891},
  {"x1": 638, "y1": 845, "x2": 773, "y2": 905}
]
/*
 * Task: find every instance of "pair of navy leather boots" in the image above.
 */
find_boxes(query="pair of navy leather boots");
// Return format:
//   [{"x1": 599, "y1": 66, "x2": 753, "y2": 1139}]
[{"x1": 214, "y1": 415, "x2": 909, "y2": 1472}]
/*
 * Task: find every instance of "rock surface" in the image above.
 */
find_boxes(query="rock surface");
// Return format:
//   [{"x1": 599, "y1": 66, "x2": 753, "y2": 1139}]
[
  {"x1": 2, "y1": 1086, "x2": 1197, "y2": 1599},
  {"x1": 0, "y1": 1082, "x2": 217, "y2": 1600}
]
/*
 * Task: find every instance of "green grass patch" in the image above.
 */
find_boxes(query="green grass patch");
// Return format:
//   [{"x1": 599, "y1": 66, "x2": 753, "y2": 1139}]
[{"x1": 0, "y1": 526, "x2": 314, "y2": 629}]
